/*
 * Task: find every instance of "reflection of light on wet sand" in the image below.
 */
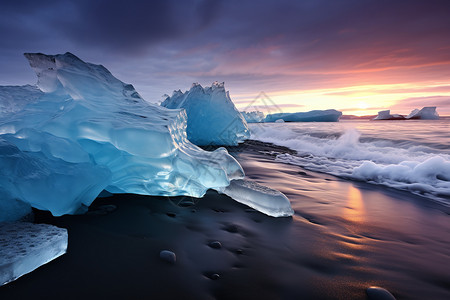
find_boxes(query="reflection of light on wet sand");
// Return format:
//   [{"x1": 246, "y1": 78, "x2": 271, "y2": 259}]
[{"x1": 344, "y1": 186, "x2": 365, "y2": 223}]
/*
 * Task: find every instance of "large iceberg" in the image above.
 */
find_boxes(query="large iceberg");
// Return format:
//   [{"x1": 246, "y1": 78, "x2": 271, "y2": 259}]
[
  {"x1": 161, "y1": 82, "x2": 250, "y2": 146},
  {"x1": 372, "y1": 110, "x2": 405, "y2": 120},
  {"x1": 406, "y1": 106, "x2": 439, "y2": 120},
  {"x1": 0, "y1": 222, "x2": 68, "y2": 286},
  {"x1": 0, "y1": 52, "x2": 294, "y2": 220},
  {"x1": 264, "y1": 109, "x2": 342, "y2": 122},
  {"x1": 241, "y1": 111, "x2": 265, "y2": 123},
  {"x1": 0, "y1": 52, "x2": 246, "y2": 219}
]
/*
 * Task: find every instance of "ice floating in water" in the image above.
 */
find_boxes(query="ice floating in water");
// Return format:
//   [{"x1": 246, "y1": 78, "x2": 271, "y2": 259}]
[
  {"x1": 406, "y1": 106, "x2": 439, "y2": 120},
  {"x1": 161, "y1": 82, "x2": 249, "y2": 145},
  {"x1": 0, "y1": 222, "x2": 68, "y2": 285},
  {"x1": 217, "y1": 179, "x2": 294, "y2": 217},
  {"x1": 241, "y1": 111, "x2": 265, "y2": 123},
  {"x1": 0, "y1": 52, "x2": 292, "y2": 220},
  {"x1": 265, "y1": 109, "x2": 342, "y2": 122},
  {"x1": 373, "y1": 110, "x2": 405, "y2": 120}
]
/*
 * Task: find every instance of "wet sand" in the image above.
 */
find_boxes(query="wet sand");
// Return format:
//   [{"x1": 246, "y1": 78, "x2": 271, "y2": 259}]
[{"x1": 1, "y1": 142, "x2": 449, "y2": 299}]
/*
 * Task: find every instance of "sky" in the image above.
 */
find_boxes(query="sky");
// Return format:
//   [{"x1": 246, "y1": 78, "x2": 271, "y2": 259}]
[{"x1": 1, "y1": 0, "x2": 450, "y2": 116}]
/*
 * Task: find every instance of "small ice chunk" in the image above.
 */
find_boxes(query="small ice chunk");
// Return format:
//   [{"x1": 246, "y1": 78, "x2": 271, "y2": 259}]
[
  {"x1": 0, "y1": 222, "x2": 68, "y2": 285},
  {"x1": 217, "y1": 179, "x2": 294, "y2": 217}
]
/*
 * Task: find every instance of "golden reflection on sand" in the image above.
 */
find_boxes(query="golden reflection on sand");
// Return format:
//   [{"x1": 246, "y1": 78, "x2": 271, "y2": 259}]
[{"x1": 344, "y1": 185, "x2": 365, "y2": 224}]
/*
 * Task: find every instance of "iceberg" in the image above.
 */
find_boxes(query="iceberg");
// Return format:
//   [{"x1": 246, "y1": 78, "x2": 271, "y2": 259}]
[
  {"x1": 0, "y1": 52, "x2": 246, "y2": 219},
  {"x1": 0, "y1": 222, "x2": 68, "y2": 285},
  {"x1": 241, "y1": 111, "x2": 265, "y2": 123},
  {"x1": 406, "y1": 106, "x2": 439, "y2": 120},
  {"x1": 372, "y1": 110, "x2": 405, "y2": 120},
  {"x1": 161, "y1": 82, "x2": 250, "y2": 145},
  {"x1": 264, "y1": 109, "x2": 342, "y2": 122},
  {"x1": 0, "y1": 52, "x2": 293, "y2": 220}
]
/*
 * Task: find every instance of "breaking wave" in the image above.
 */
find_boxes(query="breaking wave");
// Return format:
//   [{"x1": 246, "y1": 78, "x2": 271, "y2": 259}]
[{"x1": 250, "y1": 122, "x2": 450, "y2": 205}]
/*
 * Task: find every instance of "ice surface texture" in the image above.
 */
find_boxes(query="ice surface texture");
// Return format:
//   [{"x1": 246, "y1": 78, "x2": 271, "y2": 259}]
[
  {"x1": 0, "y1": 222, "x2": 68, "y2": 285},
  {"x1": 0, "y1": 52, "x2": 246, "y2": 219},
  {"x1": 161, "y1": 82, "x2": 250, "y2": 145},
  {"x1": 265, "y1": 109, "x2": 342, "y2": 122}
]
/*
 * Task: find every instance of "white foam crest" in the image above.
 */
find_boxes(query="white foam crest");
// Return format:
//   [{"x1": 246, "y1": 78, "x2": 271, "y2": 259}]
[{"x1": 250, "y1": 124, "x2": 450, "y2": 204}]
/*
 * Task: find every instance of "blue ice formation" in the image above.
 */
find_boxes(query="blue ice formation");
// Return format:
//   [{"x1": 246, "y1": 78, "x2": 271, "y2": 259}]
[
  {"x1": 161, "y1": 82, "x2": 250, "y2": 145},
  {"x1": 241, "y1": 111, "x2": 265, "y2": 123},
  {"x1": 264, "y1": 109, "x2": 342, "y2": 122},
  {"x1": 0, "y1": 52, "x2": 247, "y2": 220}
]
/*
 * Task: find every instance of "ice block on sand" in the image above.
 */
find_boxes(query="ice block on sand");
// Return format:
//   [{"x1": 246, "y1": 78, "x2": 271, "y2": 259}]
[{"x1": 0, "y1": 222, "x2": 68, "y2": 285}]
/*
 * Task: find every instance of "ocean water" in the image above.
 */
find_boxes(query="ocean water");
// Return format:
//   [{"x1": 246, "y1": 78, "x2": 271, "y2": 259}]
[{"x1": 249, "y1": 119, "x2": 450, "y2": 206}]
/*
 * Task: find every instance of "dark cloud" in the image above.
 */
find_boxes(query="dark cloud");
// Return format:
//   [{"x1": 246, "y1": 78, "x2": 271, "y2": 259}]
[{"x1": 1, "y1": 0, "x2": 450, "y2": 110}]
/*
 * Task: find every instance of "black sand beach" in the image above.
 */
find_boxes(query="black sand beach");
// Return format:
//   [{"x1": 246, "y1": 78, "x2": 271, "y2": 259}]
[{"x1": 1, "y1": 141, "x2": 449, "y2": 299}]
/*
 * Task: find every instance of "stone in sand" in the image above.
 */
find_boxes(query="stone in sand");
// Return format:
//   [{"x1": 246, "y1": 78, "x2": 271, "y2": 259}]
[
  {"x1": 208, "y1": 241, "x2": 222, "y2": 249},
  {"x1": 366, "y1": 287, "x2": 396, "y2": 300},
  {"x1": 159, "y1": 250, "x2": 176, "y2": 264}
]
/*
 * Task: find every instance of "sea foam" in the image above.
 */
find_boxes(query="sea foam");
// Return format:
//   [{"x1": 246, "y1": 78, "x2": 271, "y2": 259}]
[{"x1": 250, "y1": 123, "x2": 450, "y2": 205}]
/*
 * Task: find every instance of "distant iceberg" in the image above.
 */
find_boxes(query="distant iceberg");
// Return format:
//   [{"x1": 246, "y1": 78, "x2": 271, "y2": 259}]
[
  {"x1": 406, "y1": 106, "x2": 439, "y2": 120},
  {"x1": 373, "y1": 110, "x2": 405, "y2": 120},
  {"x1": 372, "y1": 107, "x2": 440, "y2": 120},
  {"x1": 241, "y1": 111, "x2": 265, "y2": 123},
  {"x1": 265, "y1": 109, "x2": 342, "y2": 122},
  {"x1": 161, "y1": 82, "x2": 249, "y2": 146}
]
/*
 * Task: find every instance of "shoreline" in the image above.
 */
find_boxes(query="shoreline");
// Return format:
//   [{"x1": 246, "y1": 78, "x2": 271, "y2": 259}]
[{"x1": 1, "y1": 144, "x2": 449, "y2": 299}]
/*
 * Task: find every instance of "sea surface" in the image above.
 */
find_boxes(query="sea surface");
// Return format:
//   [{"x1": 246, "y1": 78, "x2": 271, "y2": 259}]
[{"x1": 249, "y1": 119, "x2": 450, "y2": 206}]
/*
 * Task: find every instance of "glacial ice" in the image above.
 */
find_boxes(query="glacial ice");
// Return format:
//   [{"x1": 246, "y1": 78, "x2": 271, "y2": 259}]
[
  {"x1": 264, "y1": 109, "x2": 342, "y2": 122},
  {"x1": 241, "y1": 111, "x2": 265, "y2": 123},
  {"x1": 0, "y1": 52, "x2": 247, "y2": 219},
  {"x1": 0, "y1": 222, "x2": 68, "y2": 285},
  {"x1": 373, "y1": 110, "x2": 405, "y2": 120},
  {"x1": 217, "y1": 179, "x2": 294, "y2": 217},
  {"x1": 161, "y1": 82, "x2": 250, "y2": 145},
  {"x1": 0, "y1": 52, "x2": 293, "y2": 220},
  {"x1": 406, "y1": 106, "x2": 439, "y2": 120}
]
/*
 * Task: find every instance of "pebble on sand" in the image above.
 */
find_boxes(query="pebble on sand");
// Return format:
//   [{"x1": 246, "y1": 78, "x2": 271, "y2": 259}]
[
  {"x1": 159, "y1": 250, "x2": 176, "y2": 264},
  {"x1": 208, "y1": 241, "x2": 222, "y2": 249},
  {"x1": 366, "y1": 287, "x2": 396, "y2": 300}
]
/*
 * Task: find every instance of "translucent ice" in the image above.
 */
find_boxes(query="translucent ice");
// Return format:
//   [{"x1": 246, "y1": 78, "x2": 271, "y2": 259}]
[
  {"x1": 161, "y1": 82, "x2": 250, "y2": 145},
  {"x1": 406, "y1": 107, "x2": 439, "y2": 120},
  {"x1": 0, "y1": 222, "x2": 68, "y2": 285},
  {"x1": 0, "y1": 52, "x2": 245, "y2": 219},
  {"x1": 241, "y1": 111, "x2": 265, "y2": 123},
  {"x1": 265, "y1": 109, "x2": 342, "y2": 122},
  {"x1": 217, "y1": 179, "x2": 294, "y2": 217}
]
